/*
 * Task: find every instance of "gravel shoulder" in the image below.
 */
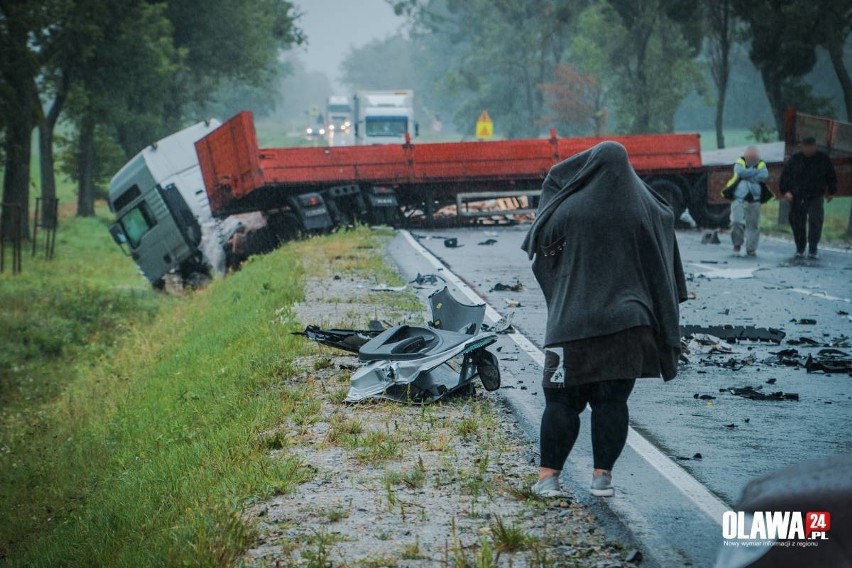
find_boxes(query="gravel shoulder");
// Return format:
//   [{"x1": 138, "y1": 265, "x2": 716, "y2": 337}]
[{"x1": 241, "y1": 233, "x2": 636, "y2": 567}]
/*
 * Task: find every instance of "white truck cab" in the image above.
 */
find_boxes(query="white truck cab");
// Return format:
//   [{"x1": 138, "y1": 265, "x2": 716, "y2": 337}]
[
  {"x1": 107, "y1": 120, "x2": 227, "y2": 287},
  {"x1": 353, "y1": 90, "x2": 418, "y2": 145}
]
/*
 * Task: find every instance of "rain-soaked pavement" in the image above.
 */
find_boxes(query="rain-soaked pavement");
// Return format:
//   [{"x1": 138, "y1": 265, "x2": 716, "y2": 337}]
[{"x1": 387, "y1": 225, "x2": 851, "y2": 567}]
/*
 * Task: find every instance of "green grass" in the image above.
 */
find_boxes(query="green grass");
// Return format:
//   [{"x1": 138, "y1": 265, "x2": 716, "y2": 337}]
[
  {"x1": 760, "y1": 198, "x2": 852, "y2": 244},
  {"x1": 0, "y1": 219, "x2": 390, "y2": 565}
]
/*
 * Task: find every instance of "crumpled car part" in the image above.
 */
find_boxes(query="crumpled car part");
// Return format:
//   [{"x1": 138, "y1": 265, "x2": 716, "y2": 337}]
[
  {"x1": 346, "y1": 330, "x2": 498, "y2": 403},
  {"x1": 680, "y1": 325, "x2": 786, "y2": 344},
  {"x1": 429, "y1": 287, "x2": 486, "y2": 335},
  {"x1": 293, "y1": 325, "x2": 383, "y2": 353}
]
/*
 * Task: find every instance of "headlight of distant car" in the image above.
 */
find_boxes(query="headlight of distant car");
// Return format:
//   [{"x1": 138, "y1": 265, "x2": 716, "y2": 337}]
[
  {"x1": 306, "y1": 127, "x2": 313, "y2": 134},
  {"x1": 329, "y1": 124, "x2": 335, "y2": 131},
  {"x1": 319, "y1": 128, "x2": 326, "y2": 135},
  {"x1": 344, "y1": 121, "x2": 351, "y2": 127}
]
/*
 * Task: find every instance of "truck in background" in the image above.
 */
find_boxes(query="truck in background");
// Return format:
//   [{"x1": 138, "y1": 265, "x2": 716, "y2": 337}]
[
  {"x1": 353, "y1": 90, "x2": 418, "y2": 145},
  {"x1": 107, "y1": 119, "x2": 334, "y2": 288},
  {"x1": 326, "y1": 96, "x2": 353, "y2": 133}
]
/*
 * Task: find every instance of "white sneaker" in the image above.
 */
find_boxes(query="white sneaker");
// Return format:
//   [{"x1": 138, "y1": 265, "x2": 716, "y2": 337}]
[
  {"x1": 591, "y1": 472, "x2": 614, "y2": 497},
  {"x1": 531, "y1": 475, "x2": 563, "y2": 498}
]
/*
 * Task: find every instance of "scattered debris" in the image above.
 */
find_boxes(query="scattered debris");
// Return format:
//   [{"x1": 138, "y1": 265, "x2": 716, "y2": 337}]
[
  {"x1": 681, "y1": 325, "x2": 786, "y2": 344},
  {"x1": 444, "y1": 237, "x2": 461, "y2": 248},
  {"x1": 482, "y1": 312, "x2": 515, "y2": 334},
  {"x1": 727, "y1": 386, "x2": 800, "y2": 401},
  {"x1": 293, "y1": 325, "x2": 383, "y2": 353},
  {"x1": 724, "y1": 423, "x2": 737, "y2": 429},
  {"x1": 805, "y1": 349, "x2": 852, "y2": 374},
  {"x1": 694, "y1": 394, "x2": 716, "y2": 400},
  {"x1": 687, "y1": 334, "x2": 735, "y2": 354},
  {"x1": 478, "y1": 238, "x2": 498, "y2": 246},
  {"x1": 409, "y1": 273, "x2": 446, "y2": 286},
  {"x1": 505, "y1": 299, "x2": 522, "y2": 308},
  {"x1": 625, "y1": 549, "x2": 643, "y2": 563},
  {"x1": 791, "y1": 318, "x2": 817, "y2": 325},
  {"x1": 490, "y1": 281, "x2": 523, "y2": 292},
  {"x1": 787, "y1": 336, "x2": 821, "y2": 346},
  {"x1": 765, "y1": 378, "x2": 777, "y2": 385},
  {"x1": 693, "y1": 453, "x2": 703, "y2": 459}
]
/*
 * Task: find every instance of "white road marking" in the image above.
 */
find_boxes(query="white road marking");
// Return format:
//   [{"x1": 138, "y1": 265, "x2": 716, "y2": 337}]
[
  {"x1": 789, "y1": 288, "x2": 851, "y2": 303},
  {"x1": 691, "y1": 263, "x2": 763, "y2": 279},
  {"x1": 401, "y1": 229, "x2": 729, "y2": 525}
]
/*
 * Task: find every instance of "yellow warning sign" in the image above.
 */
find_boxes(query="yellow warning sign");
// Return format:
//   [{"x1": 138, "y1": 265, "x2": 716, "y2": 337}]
[{"x1": 476, "y1": 110, "x2": 493, "y2": 139}]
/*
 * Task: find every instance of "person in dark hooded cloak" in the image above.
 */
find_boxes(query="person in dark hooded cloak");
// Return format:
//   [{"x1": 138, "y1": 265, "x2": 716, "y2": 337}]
[{"x1": 521, "y1": 141, "x2": 687, "y2": 497}]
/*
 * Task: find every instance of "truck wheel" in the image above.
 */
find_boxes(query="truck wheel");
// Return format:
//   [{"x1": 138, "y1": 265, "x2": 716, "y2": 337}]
[
  {"x1": 647, "y1": 177, "x2": 686, "y2": 219},
  {"x1": 687, "y1": 176, "x2": 730, "y2": 228}
]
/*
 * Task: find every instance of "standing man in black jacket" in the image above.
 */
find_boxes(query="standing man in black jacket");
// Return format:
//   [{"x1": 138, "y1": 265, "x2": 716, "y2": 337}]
[{"x1": 780, "y1": 137, "x2": 838, "y2": 259}]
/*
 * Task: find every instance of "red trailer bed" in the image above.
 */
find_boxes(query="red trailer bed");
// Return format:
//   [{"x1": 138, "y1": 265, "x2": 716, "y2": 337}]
[{"x1": 197, "y1": 111, "x2": 703, "y2": 217}]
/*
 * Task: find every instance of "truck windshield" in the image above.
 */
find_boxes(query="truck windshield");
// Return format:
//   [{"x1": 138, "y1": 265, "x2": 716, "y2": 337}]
[
  {"x1": 119, "y1": 201, "x2": 157, "y2": 248},
  {"x1": 365, "y1": 116, "x2": 408, "y2": 137},
  {"x1": 328, "y1": 104, "x2": 351, "y2": 113}
]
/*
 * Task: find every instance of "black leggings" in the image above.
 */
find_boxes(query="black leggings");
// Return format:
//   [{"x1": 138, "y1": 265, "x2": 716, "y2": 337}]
[{"x1": 540, "y1": 379, "x2": 636, "y2": 471}]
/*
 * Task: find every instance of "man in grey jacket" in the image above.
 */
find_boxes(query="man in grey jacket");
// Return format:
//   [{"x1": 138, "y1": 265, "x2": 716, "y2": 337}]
[{"x1": 727, "y1": 146, "x2": 769, "y2": 256}]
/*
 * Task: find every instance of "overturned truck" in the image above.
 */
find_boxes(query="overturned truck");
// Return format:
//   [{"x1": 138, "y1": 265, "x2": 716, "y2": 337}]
[{"x1": 107, "y1": 110, "x2": 851, "y2": 287}]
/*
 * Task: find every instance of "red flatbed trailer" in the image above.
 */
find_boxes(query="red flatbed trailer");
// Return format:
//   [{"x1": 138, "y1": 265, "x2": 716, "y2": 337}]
[
  {"x1": 196, "y1": 110, "x2": 849, "y2": 228},
  {"x1": 197, "y1": 111, "x2": 703, "y2": 220}
]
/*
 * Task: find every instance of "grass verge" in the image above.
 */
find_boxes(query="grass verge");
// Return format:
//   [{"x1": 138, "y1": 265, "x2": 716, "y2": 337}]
[{"x1": 0, "y1": 221, "x2": 392, "y2": 565}]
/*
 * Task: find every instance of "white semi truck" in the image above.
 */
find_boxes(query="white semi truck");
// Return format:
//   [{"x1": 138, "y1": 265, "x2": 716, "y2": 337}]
[
  {"x1": 353, "y1": 90, "x2": 418, "y2": 145},
  {"x1": 107, "y1": 120, "x2": 333, "y2": 288},
  {"x1": 325, "y1": 95, "x2": 353, "y2": 133}
]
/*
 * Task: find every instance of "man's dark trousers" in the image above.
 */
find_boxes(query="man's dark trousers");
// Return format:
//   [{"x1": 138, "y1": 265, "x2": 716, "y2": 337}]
[{"x1": 788, "y1": 196, "x2": 825, "y2": 254}]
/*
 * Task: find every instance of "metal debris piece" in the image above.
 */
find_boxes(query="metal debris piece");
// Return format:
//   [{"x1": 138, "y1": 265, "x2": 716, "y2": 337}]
[
  {"x1": 490, "y1": 281, "x2": 523, "y2": 292},
  {"x1": 791, "y1": 318, "x2": 817, "y2": 325},
  {"x1": 482, "y1": 312, "x2": 515, "y2": 334},
  {"x1": 728, "y1": 386, "x2": 800, "y2": 401},
  {"x1": 444, "y1": 238, "x2": 461, "y2": 248},
  {"x1": 805, "y1": 349, "x2": 852, "y2": 374},
  {"x1": 687, "y1": 333, "x2": 735, "y2": 354},
  {"x1": 429, "y1": 286, "x2": 486, "y2": 335},
  {"x1": 681, "y1": 325, "x2": 786, "y2": 344},
  {"x1": 410, "y1": 273, "x2": 446, "y2": 286},
  {"x1": 293, "y1": 325, "x2": 383, "y2": 353},
  {"x1": 478, "y1": 239, "x2": 498, "y2": 246}
]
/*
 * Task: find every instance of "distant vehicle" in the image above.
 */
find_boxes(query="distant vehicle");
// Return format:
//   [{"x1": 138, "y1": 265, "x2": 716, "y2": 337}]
[
  {"x1": 353, "y1": 90, "x2": 418, "y2": 145},
  {"x1": 326, "y1": 96, "x2": 353, "y2": 133},
  {"x1": 108, "y1": 119, "x2": 333, "y2": 288}
]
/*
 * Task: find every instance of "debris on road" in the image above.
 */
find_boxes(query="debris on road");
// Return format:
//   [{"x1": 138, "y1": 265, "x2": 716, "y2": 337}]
[
  {"x1": 805, "y1": 349, "x2": 852, "y2": 374},
  {"x1": 478, "y1": 238, "x2": 498, "y2": 246},
  {"x1": 727, "y1": 386, "x2": 800, "y2": 401},
  {"x1": 444, "y1": 237, "x2": 461, "y2": 248},
  {"x1": 490, "y1": 280, "x2": 523, "y2": 292},
  {"x1": 482, "y1": 312, "x2": 516, "y2": 334},
  {"x1": 409, "y1": 272, "x2": 446, "y2": 286},
  {"x1": 686, "y1": 333, "x2": 736, "y2": 354},
  {"x1": 293, "y1": 325, "x2": 383, "y2": 353},
  {"x1": 791, "y1": 318, "x2": 817, "y2": 325},
  {"x1": 505, "y1": 299, "x2": 522, "y2": 308},
  {"x1": 681, "y1": 325, "x2": 786, "y2": 344}
]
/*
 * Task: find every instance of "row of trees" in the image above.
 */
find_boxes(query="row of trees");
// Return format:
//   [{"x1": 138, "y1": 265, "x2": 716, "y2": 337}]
[
  {"x1": 366, "y1": 0, "x2": 850, "y2": 144},
  {"x1": 0, "y1": 0, "x2": 302, "y2": 238}
]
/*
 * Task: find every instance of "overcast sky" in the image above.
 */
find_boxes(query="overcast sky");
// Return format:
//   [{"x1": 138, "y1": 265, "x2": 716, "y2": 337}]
[{"x1": 293, "y1": 0, "x2": 404, "y2": 90}]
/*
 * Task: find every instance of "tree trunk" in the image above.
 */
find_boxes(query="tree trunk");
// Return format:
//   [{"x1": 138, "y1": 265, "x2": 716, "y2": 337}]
[
  {"x1": 0, "y1": 16, "x2": 37, "y2": 240},
  {"x1": 38, "y1": 71, "x2": 70, "y2": 227},
  {"x1": 76, "y1": 112, "x2": 96, "y2": 217},
  {"x1": 715, "y1": 85, "x2": 727, "y2": 149},
  {"x1": 1, "y1": 112, "x2": 34, "y2": 240},
  {"x1": 759, "y1": 68, "x2": 786, "y2": 139},
  {"x1": 825, "y1": 30, "x2": 852, "y2": 121}
]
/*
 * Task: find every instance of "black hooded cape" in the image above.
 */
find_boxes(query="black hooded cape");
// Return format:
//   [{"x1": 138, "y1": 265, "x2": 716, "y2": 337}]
[{"x1": 521, "y1": 141, "x2": 688, "y2": 380}]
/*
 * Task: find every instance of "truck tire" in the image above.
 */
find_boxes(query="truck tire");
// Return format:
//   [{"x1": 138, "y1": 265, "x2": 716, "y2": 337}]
[
  {"x1": 646, "y1": 177, "x2": 686, "y2": 220},
  {"x1": 687, "y1": 175, "x2": 730, "y2": 228}
]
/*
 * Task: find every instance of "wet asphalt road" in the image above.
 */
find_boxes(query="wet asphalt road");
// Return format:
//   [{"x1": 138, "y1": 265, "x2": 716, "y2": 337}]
[
  {"x1": 404, "y1": 226, "x2": 851, "y2": 502},
  {"x1": 388, "y1": 226, "x2": 851, "y2": 566}
]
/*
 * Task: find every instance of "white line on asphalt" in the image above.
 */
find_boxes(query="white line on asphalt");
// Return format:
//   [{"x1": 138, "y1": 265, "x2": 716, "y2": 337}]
[
  {"x1": 789, "y1": 288, "x2": 851, "y2": 303},
  {"x1": 401, "y1": 229, "x2": 729, "y2": 525}
]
